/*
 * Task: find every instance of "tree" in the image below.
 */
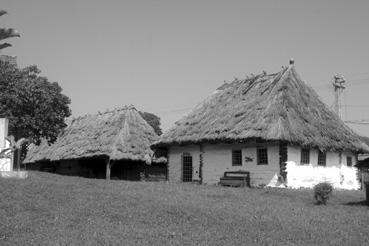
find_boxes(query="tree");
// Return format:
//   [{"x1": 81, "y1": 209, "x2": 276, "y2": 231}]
[
  {"x1": 139, "y1": 111, "x2": 163, "y2": 136},
  {"x1": 0, "y1": 61, "x2": 71, "y2": 170},
  {"x1": 0, "y1": 10, "x2": 20, "y2": 51},
  {"x1": 0, "y1": 62, "x2": 71, "y2": 144}
]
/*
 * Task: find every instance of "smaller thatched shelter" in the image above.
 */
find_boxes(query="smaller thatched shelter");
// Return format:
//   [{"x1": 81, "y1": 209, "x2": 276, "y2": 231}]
[{"x1": 24, "y1": 105, "x2": 166, "y2": 181}]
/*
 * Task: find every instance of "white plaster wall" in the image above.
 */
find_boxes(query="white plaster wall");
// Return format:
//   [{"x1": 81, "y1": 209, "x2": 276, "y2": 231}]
[
  {"x1": 167, "y1": 142, "x2": 359, "y2": 188},
  {"x1": 288, "y1": 146, "x2": 301, "y2": 164},
  {"x1": 326, "y1": 151, "x2": 340, "y2": 167},
  {"x1": 286, "y1": 161, "x2": 360, "y2": 190},
  {"x1": 310, "y1": 149, "x2": 318, "y2": 167},
  {"x1": 242, "y1": 144, "x2": 280, "y2": 186},
  {"x1": 168, "y1": 145, "x2": 200, "y2": 182},
  {"x1": 286, "y1": 146, "x2": 359, "y2": 189},
  {"x1": 202, "y1": 143, "x2": 280, "y2": 186},
  {"x1": 287, "y1": 145, "x2": 356, "y2": 167},
  {"x1": 342, "y1": 151, "x2": 357, "y2": 167}
]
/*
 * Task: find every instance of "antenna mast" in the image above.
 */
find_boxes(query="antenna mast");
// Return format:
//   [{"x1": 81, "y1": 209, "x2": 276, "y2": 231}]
[{"x1": 332, "y1": 74, "x2": 346, "y2": 119}]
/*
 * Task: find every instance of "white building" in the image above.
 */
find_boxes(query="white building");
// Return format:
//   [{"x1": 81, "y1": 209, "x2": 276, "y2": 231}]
[{"x1": 152, "y1": 62, "x2": 369, "y2": 187}]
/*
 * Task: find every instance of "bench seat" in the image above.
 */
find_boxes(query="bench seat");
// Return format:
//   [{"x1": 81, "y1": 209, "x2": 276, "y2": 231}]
[{"x1": 219, "y1": 171, "x2": 250, "y2": 187}]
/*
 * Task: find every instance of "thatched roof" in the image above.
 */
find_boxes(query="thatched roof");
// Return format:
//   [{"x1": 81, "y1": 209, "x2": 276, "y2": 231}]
[
  {"x1": 24, "y1": 106, "x2": 161, "y2": 164},
  {"x1": 153, "y1": 64, "x2": 369, "y2": 153}
]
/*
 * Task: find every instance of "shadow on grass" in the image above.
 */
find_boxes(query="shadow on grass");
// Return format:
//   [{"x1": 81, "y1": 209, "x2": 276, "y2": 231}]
[
  {"x1": 314, "y1": 201, "x2": 327, "y2": 206},
  {"x1": 344, "y1": 200, "x2": 369, "y2": 206}
]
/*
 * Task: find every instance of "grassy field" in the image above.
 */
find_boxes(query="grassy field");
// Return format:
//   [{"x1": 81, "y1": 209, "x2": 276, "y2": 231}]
[{"x1": 1, "y1": 172, "x2": 369, "y2": 246}]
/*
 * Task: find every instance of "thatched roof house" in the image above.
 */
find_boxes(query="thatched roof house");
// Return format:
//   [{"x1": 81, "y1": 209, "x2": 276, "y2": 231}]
[
  {"x1": 153, "y1": 62, "x2": 369, "y2": 187},
  {"x1": 25, "y1": 106, "x2": 165, "y2": 180}
]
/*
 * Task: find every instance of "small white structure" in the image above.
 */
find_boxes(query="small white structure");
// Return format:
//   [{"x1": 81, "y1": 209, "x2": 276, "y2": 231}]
[
  {"x1": 0, "y1": 118, "x2": 9, "y2": 149},
  {"x1": 0, "y1": 139, "x2": 12, "y2": 172},
  {"x1": 0, "y1": 118, "x2": 12, "y2": 172},
  {"x1": 0, "y1": 118, "x2": 28, "y2": 179},
  {"x1": 152, "y1": 62, "x2": 369, "y2": 189}
]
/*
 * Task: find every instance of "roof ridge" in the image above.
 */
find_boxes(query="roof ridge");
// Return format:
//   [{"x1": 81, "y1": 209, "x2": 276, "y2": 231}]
[
  {"x1": 70, "y1": 105, "x2": 137, "y2": 122},
  {"x1": 109, "y1": 110, "x2": 131, "y2": 159}
]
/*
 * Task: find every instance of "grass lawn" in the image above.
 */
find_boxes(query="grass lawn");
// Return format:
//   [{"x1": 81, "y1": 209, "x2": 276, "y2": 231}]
[{"x1": 1, "y1": 171, "x2": 369, "y2": 245}]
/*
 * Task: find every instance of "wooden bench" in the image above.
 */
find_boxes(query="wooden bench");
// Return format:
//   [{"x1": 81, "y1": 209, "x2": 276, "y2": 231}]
[{"x1": 219, "y1": 171, "x2": 250, "y2": 187}]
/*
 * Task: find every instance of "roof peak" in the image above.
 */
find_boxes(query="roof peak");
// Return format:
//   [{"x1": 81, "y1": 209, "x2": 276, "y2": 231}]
[{"x1": 71, "y1": 105, "x2": 138, "y2": 121}]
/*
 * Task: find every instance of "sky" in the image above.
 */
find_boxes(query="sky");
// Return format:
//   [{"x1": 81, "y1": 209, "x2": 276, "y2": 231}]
[{"x1": 1, "y1": 0, "x2": 369, "y2": 136}]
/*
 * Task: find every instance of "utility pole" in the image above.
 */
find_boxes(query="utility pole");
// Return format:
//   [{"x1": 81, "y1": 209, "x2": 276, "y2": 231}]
[{"x1": 332, "y1": 74, "x2": 346, "y2": 119}]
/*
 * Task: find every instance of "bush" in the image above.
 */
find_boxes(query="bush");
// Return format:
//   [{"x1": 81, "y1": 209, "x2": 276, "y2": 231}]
[{"x1": 313, "y1": 182, "x2": 333, "y2": 205}]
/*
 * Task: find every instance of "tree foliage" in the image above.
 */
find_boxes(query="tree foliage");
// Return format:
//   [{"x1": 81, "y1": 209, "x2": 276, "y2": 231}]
[
  {"x1": 0, "y1": 10, "x2": 20, "y2": 50},
  {"x1": 0, "y1": 61, "x2": 71, "y2": 144},
  {"x1": 139, "y1": 111, "x2": 162, "y2": 136}
]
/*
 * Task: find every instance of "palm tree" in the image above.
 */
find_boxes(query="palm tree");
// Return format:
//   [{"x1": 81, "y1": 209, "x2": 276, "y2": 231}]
[{"x1": 0, "y1": 10, "x2": 20, "y2": 51}]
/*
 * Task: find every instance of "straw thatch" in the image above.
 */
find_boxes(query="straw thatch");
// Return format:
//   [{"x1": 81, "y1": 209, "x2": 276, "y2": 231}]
[
  {"x1": 154, "y1": 65, "x2": 369, "y2": 153},
  {"x1": 24, "y1": 105, "x2": 160, "y2": 164}
]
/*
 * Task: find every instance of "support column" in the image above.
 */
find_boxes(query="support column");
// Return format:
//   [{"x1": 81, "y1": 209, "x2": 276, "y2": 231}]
[
  {"x1": 106, "y1": 158, "x2": 111, "y2": 180},
  {"x1": 279, "y1": 141, "x2": 288, "y2": 181},
  {"x1": 16, "y1": 148, "x2": 21, "y2": 172},
  {"x1": 199, "y1": 144, "x2": 203, "y2": 184}
]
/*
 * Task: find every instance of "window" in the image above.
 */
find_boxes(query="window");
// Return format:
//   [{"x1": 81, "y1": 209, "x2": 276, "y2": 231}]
[
  {"x1": 301, "y1": 148, "x2": 310, "y2": 164},
  {"x1": 232, "y1": 150, "x2": 242, "y2": 166},
  {"x1": 257, "y1": 147, "x2": 268, "y2": 165},
  {"x1": 317, "y1": 150, "x2": 326, "y2": 166},
  {"x1": 346, "y1": 156, "x2": 352, "y2": 167}
]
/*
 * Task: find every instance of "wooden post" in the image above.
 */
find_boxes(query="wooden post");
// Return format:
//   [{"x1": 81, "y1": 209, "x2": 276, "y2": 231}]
[
  {"x1": 106, "y1": 158, "x2": 111, "y2": 180},
  {"x1": 9, "y1": 148, "x2": 14, "y2": 172},
  {"x1": 365, "y1": 181, "x2": 369, "y2": 206},
  {"x1": 199, "y1": 144, "x2": 203, "y2": 184},
  {"x1": 166, "y1": 155, "x2": 169, "y2": 182},
  {"x1": 16, "y1": 148, "x2": 21, "y2": 172}
]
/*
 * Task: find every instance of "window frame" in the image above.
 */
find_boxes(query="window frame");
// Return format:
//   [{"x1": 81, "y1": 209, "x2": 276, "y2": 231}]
[
  {"x1": 257, "y1": 147, "x2": 268, "y2": 165},
  {"x1": 317, "y1": 150, "x2": 326, "y2": 166},
  {"x1": 300, "y1": 148, "x2": 310, "y2": 165},
  {"x1": 232, "y1": 150, "x2": 242, "y2": 166}
]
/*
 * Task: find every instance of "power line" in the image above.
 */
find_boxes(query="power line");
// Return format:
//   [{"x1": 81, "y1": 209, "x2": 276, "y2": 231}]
[
  {"x1": 347, "y1": 79, "x2": 369, "y2": 86},
  {"x1": 343, "y1": 72, "x2": 369, "y2": 78},
  {"x1": 342, "y1": 105, "x2": 369, "y2": 108},
  {"x1": 345, "y1": 121, "x2": 369, "y2": 125},
  {"x1": 345, "y1": 75, "x2": 369, "y2": 81},
  {"x1": 345, "y1": 118, "x2": 369, "y2": 124}
]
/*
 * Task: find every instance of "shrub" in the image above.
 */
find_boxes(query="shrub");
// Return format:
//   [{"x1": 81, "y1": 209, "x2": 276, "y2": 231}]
[{"x1": 313, "y1": 182, "x2": 333, "y2": 205}]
